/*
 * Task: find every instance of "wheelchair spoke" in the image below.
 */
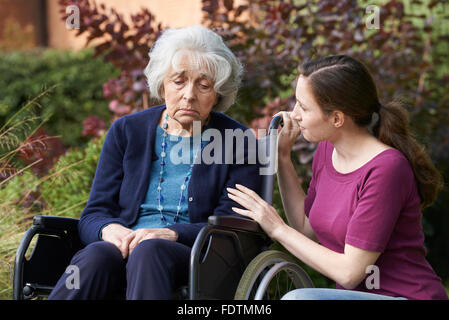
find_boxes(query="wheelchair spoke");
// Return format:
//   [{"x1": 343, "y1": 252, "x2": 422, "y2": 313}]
[
  {"x1": 287, "y1": 271, "x2": 294, "y2": 292},
  {"x1": 274, "y1": 273, "x2": 279, "y2": 299}
]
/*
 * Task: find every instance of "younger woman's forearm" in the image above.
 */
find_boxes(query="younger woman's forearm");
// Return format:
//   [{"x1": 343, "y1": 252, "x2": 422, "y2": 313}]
[{"x1": 277, "y1": 155, "x2": 308, "y2": 232}]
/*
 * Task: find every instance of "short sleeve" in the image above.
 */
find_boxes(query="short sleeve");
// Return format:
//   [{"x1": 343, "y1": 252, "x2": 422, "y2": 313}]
[{"x1": 345, "y1": 156, "x2": 414, "y2": 252}]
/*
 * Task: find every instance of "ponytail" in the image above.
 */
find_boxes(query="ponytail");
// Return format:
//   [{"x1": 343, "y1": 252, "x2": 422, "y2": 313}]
[
  {"x1": 375, "y1": 99, "x2": 444, "y2": 208},
  {"x1": 300, "y1": 55, "x2": 444, "y2": 209}
]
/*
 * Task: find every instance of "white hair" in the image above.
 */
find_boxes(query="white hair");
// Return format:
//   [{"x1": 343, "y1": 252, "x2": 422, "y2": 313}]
[{"x1": 144, "y1": 25, "x2": 243, "y2": 112}]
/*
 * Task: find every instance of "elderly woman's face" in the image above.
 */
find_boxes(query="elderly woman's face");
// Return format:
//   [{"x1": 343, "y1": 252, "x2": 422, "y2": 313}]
[{"x1": 162, "y1": 54, "x2": 218, "y2": 134}]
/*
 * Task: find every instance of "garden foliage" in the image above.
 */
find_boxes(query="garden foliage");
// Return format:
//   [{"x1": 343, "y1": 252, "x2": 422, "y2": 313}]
[
  {"x1": 58, "y1": 0, "x2": 449, "y2": 282},
  {"x1": 0, "y1": 0, "x2": 448, "y2": 296}
]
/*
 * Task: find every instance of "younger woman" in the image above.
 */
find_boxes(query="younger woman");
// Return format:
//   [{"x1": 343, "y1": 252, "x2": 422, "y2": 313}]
[{"x1": 227, "y1": 55, "x2": 448, "y2": 300}]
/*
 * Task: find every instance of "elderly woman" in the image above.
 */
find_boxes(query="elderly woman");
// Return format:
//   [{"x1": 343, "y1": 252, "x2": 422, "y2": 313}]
[{"x1": 48, "y1": 26, "x2": 261, "y2": 300}]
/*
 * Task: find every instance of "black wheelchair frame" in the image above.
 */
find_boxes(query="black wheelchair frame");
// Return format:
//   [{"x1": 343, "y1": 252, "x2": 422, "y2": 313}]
[{"x1": 13, "y1": 115, "x2": 313, "y2": 300}]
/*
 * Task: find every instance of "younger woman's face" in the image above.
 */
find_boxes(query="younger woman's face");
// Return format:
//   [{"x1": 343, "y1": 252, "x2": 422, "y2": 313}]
[{"x1": 291, "y1": 75, "x2": 336, "y2": 143}]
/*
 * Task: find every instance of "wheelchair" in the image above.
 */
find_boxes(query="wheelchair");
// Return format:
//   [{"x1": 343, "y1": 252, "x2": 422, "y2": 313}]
[{"x1": 13, "y1": 116, "x2": 314, "y2": 300}]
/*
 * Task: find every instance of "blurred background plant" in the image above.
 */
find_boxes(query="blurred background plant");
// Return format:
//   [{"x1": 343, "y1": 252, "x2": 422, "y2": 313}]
[
  {"x1": 0, "y1": 0, "x2": 448, "y2": 298},
  {"x1": 58, "y1": 0, "x2": 164, "y2": 120},
  {"x1": 0, "y1": 87, "x2": 52, "y2": 297},
  {"x1": 0, "y1": 82, "x2": 107, "y2": 297},
  {"x1": 0, "y1": 87, "x2": 54, "y2": 184},
  {"x1": 0, "y1": 48, "x2": 117, "y2": 149}
]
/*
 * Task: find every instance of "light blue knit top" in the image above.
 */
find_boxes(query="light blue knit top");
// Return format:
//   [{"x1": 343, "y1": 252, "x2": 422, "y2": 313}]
[{"x1": 130, "y1": 125, "x2": 197, "y2": 229}]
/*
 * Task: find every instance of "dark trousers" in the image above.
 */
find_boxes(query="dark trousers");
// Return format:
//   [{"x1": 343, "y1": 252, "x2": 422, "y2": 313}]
[{"x1": 48, "y1": 239, "x2": 191, "y2": 300}]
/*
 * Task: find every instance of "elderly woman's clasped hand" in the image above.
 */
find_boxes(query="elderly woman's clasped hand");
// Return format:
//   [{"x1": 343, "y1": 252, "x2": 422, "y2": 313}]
[{"x1": 101, "y1": 224, "x2": 178, "y2": 259}]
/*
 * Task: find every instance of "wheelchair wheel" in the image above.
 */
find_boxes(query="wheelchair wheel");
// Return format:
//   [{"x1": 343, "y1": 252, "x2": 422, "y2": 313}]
[{"x1": 234, "y1": 250, "x2": 314, "y2": 300}]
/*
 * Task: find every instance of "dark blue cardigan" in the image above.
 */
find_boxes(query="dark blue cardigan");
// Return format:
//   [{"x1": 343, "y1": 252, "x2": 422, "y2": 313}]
[{"x1": 78, "y1": 105, "x2": 262, "y2": 246}]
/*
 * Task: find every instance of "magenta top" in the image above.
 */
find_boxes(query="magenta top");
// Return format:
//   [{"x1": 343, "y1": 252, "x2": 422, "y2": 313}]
[{"x1": 304, "y1": 141, "x2": 448, "y2": 300}]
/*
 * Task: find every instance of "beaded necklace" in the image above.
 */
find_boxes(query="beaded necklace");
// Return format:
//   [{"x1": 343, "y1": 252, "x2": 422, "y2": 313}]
[{"x1": 157, "y1": 113, "x2": 205, "y2": 224}]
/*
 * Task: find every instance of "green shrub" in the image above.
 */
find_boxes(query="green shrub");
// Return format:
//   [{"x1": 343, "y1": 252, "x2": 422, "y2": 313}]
[
  {"x1": 0, "y1": 132, "x2": 105, "y2": 299},
  {"x1": 39, "y1": 131, "x2": 106, "y2": 218},
  {"x1": 0, "y1": 49, "x2": 118, "y2": 147}
]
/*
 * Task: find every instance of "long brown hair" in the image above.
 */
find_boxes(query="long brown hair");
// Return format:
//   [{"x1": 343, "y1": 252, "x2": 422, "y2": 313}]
[{"x1": 299, "y1": 55, "x2": 443, "y2": 209}]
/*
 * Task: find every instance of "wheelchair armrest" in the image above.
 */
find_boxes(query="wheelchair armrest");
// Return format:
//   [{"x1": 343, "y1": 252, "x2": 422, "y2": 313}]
[
  {"x1": 190, "y1": 216, "x2": 270, "y2": 299},
  {"x1": 33, "y1": 215, "x2": 79, "y2": 231},
  {"x1": 208, "y1": 215, "x2": 264, "y2": 234}
]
